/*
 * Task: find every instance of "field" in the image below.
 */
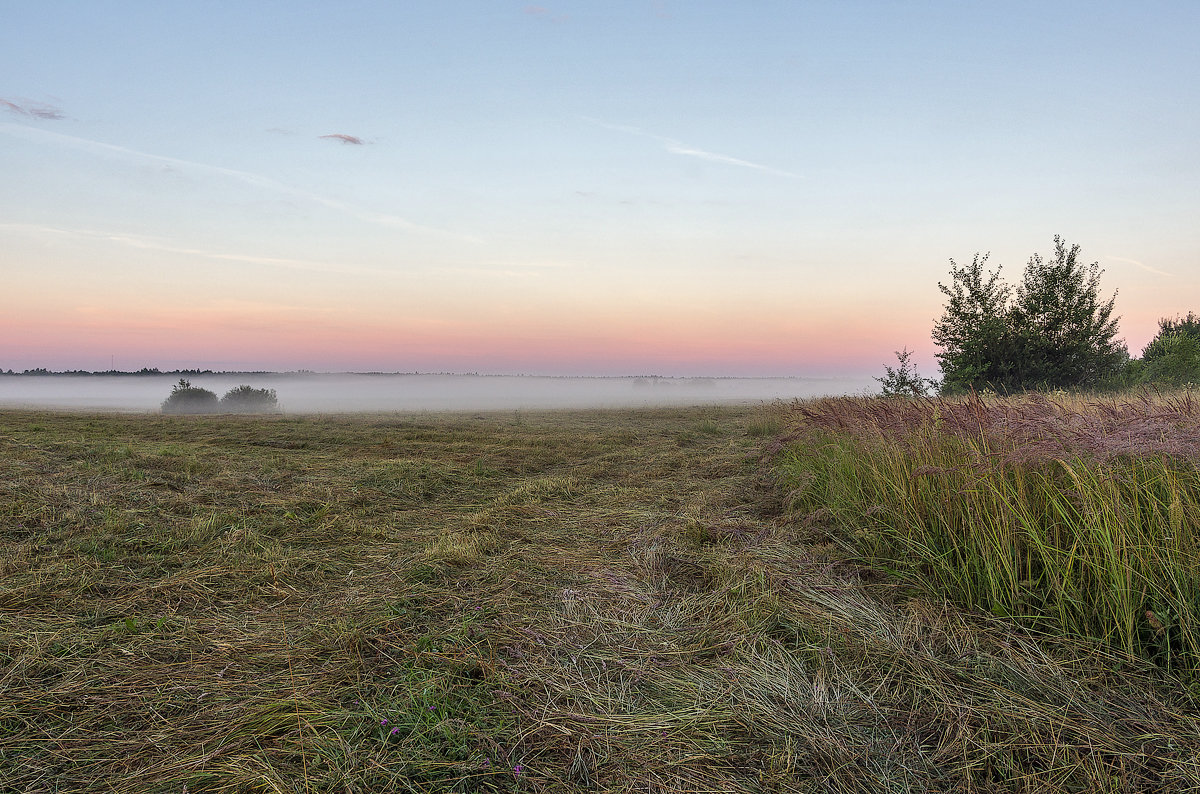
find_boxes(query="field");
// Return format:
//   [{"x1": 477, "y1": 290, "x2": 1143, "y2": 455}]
[{"x1": 2, "y1": 401, "x2": 1199, "y2": 792}]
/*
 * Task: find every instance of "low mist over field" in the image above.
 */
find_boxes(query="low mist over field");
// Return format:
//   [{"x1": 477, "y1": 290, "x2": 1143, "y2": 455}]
[{"x1": 0, "y1": 373, "x2": 873, "y2": 413}]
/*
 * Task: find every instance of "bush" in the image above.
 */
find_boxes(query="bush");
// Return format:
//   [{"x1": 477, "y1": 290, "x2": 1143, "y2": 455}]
[
  {"x1": 1142, "y1": 334, "x2": 1200, "y2": 387},
  {"x1": 933, "y1": 237, "x2": 1124, "y2": 393},
  {"x1": 876, "y1": 348, "x2": 938, "y2": 396},
  {"x1": 219, "y1": 385, "x2": 278, "y2": 413},
  {"x1": 161, "y1": 379, "x2": 218, "y2": 414},
  {"x1": 1141, "y1": 312, "x2": 1200, "y2": 387},
  {"x1": 1144, "y1": 312, "x2": 1200, "y2": 360}
]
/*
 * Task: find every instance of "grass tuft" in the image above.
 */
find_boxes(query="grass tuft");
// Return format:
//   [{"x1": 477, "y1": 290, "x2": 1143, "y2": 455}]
[{"x1": 774, "y1": 389, "x2": 1200, "y2": 681}]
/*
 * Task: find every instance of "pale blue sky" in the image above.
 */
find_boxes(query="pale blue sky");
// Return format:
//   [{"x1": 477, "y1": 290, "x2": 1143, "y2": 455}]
[{"x1": 3, "y1": 1, "x2": 1197, "y2": 375}]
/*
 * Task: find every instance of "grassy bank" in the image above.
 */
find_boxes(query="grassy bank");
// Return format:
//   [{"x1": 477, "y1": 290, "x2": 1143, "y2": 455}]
[
  {"x1": 2, "y1": 404, "x2": 1199, "y2": 792},
  {"x1": 775, "y1": 390, "x2": 1200, "y2": 680}
]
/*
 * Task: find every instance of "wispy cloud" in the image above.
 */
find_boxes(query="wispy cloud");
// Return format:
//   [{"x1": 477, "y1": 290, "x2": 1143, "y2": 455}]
[
  {"x1": 584, "y1": 117, "x2": 799, "y2": 179},
  {"x1": 1, "y1": 97, "x2": 64, "y2": 120},
  {"x1": 319, "y1": 133, "x2": 365, "y2": 145},
  {"x1": 524, "y1": 5, "x2": 568, "y2": 22},
  {"x1": 0, "y1": 122, "x2": 465, "y2": 238},
  {"x1": 0, "y1": 222, "x2": 397, "y2": 277},
  {"x1": 662, "y1": 141, "x2": 788, "y2": 173},
  {"x1": 1105, "y1": 255, "x2": 1172, "y2": 278},
  {"x1": 4, "y1": 222, "x2": 556, "y2": 280}
]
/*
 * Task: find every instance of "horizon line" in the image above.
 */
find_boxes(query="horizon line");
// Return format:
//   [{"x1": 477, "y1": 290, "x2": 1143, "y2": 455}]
[{"x1": 0, "y1": 367, "x2": 867, "y2": 381}]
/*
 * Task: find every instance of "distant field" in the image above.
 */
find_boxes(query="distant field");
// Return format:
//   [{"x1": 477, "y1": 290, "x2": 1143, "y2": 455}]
[
  {"x1": 0, "y1": 373, "x2": 874, "y2": 413},
  {"x1": 2, "y1": 403, "x2": 1198, "y2": 792}
]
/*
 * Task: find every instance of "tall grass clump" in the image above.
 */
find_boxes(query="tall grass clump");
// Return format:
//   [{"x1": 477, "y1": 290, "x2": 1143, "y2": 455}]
[{"x1": 774, "y1": 389, "x2": 1200, "y2": 679}]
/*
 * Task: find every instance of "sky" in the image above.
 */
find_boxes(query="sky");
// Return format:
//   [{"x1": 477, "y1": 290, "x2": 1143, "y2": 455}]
[{"x1": 3, "y1": 1, "x2": 1198, "y2": 377}]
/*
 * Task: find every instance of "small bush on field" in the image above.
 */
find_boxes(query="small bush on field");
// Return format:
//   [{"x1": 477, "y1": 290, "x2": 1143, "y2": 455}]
[
  {"x1": 875, "y1": 347, "x2": 937, "y2": 396},
  {"x1": 161, "y1": 378, "x2": 218, "y2": 414},
  {"x1": 219, "y1": 385, "x2": 278, "y2": 413}
]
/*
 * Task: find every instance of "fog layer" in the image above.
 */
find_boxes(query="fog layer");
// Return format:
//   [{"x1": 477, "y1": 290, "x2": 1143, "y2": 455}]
[{"x1": 0, "y1": 374, "x2": 875, "y2": 413}]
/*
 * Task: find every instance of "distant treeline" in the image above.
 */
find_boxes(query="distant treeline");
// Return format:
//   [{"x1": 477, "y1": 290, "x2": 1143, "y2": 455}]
[{"x1": 0, "y1": 368, "x2": 298, "y2": 377}]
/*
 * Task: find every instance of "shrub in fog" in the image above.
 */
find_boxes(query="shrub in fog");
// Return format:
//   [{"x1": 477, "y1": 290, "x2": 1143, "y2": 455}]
[
  {"x1": 219, "y1": 385, "x2": 278, "y2": 413},
  {"x1": 161, "y1": 379, "x2": 218, "y2": 414},
  {"x1": 876, "y1": 348, "x2": 937, "y2": 396}
]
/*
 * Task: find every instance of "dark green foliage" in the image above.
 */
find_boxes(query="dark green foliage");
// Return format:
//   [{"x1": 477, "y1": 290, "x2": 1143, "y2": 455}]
[
  {"x1": 1141, "y1": 312, "x2": 1200, "y2": 386},
  {"x1": 1142, "y1": 334, "x2": 1200, "y2": 387},
  {"x1": 219, "y1": 385, "x2": 278, "y2": 413},
  {"x1": 1110, "y1": 356, "x2": 1146, "y2": 390},
  {"x1": 933, "y1": 237, "x2": 1124, "y2": 393},
  {"x1": 161, "y1": 378, "x2": 218, "y2": 414},
  {"x1": 875, "y1": 348, "x2": 937, "y2": 396},
  {"x1": 1010, "y1": 236, "x2": 1124, "y2": 390},
  {"x1": 1147, "y1": 311, "x2": 1200, "y2": 354},
  {"x1": 932, "y1": 253, "x2": 1019, "y2": 393}
]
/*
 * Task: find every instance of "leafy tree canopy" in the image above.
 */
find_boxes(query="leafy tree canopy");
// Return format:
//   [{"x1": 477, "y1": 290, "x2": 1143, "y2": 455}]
[
  {"x1": 1010, "y1": 236, "x2": 1124, "y2": 390},
  {"x1": 1141, "y1": 312, "x2": 1200, "y2": 386},
  {"x1": 933, "y1": 236, "x2": 1125, "y2": 394},
  {"x1": 932, "y1": 253, "x2": 1019, "y2": 393},
  {"x1": 1142, "y1": 335, "x2": 1200, "y2": 387},
  {"x1": 1143, "y1": 311, "x2": 1200, "y2": 363}
]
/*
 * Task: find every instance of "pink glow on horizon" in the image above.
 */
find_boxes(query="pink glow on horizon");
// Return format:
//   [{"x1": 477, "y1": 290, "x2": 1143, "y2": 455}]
[{"x1": 1, "y1": 300, "x2": 901, "y2": 375}]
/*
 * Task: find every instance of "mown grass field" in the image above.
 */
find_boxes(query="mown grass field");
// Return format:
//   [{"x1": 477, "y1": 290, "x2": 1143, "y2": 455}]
[{"x1": 2, "y1": 401, "x2": 1199, "y2": 792}]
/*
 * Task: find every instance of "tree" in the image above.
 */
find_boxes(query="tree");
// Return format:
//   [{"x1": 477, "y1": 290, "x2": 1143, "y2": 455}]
[
  {"x1": 1142, "y1": 312, "x2": 1200, "y2": 363},
  {"x1": 932, "y1": 237, "x2": 1124, "y2": 393},
  {"x1": 931, "y1": 253, "x2": 1018, "y2": 393},
  {"x1": 1009, "y1": 236, "x2": 1124, "y2": 389},
  {"x1": 876, "y1": 348, "x2": 938, "y2": 396},
  {"x1": 1156, "y1": 311, "x2": 1200, "y2": 342},
  {"x1": 1142, "y1": 335, "x2": 1200, "y2": 387},
  {"x1": 1141, "y1": 312, "x2": 1200, "y2": 386}
]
